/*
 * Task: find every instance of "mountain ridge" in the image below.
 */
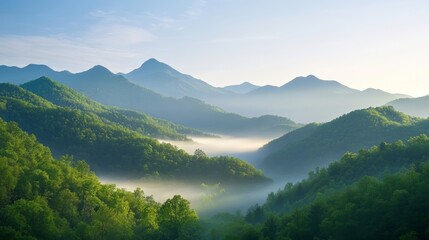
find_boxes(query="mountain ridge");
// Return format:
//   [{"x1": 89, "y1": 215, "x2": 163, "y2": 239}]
[
  {"x1": 258, "y1": 106, "x2": 429, "y2": 180},
  {"x1": 0, "y1": 64, "x2": 300, "y2": 137}
]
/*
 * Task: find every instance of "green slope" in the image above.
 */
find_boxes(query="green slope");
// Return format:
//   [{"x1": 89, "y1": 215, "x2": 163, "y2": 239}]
[
  {"x1": 259, "y1": 106, "x2": 429, "y2": 179},
  {"x1": 0, "y1": 83, "x2": 268, "y2": 184},
  {"x1": 0, "y1": 82, "x2": 55, "y2": 108},
  {"x1": 67, "y1": 66, "x2": 300, "y2": 137},
  {"x1": 212, "y1": 136, "x2": 429, "y2": 239},
  {"x1": 21, "y1": 76, "x2": 208, "y2": 140},
  {"x1": 0, "y1": 64, "x2": 301, "y2": 137},
  {"x1": 0, "y1": 117, "x2": 202, "y2": 239}
]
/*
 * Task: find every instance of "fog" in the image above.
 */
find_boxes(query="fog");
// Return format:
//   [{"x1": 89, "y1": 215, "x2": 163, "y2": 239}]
[
  {"x1": 99, "y1": 177, "x2": 288, "y2": 217},
  {"x1": 161, "y1": 135, "x2": 272, "y2": 164},
  {"x1": 99, "y1": 135, "x2": 299, "y2": 217}
]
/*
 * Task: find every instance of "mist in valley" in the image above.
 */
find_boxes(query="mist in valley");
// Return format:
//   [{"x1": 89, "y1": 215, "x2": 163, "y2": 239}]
[
  {"x1": 99, "y1": 177, "x2": 290, "y2": 218},
  {"x1": 161, "y1": 135, "x2": 272, "y2": 164},
  {"x1": 100, "y1": 135, "x2": 301, "y2": 218}
]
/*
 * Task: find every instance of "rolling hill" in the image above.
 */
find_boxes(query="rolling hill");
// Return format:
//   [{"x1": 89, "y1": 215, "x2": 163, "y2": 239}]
[
  {"x1": 0, "y1": 117, "x2": 203, "y2": 239},
  {"x1": 0, "y1": 83, "x2": 269, "y2": 184},
  {"x1": 21, "y1": 76, "x2": 207, "y2": 140},
  {"x1": 258, "y1": 106, "x2": 429, "y2": 180},
  {"x1": 215, "y1": 135, "x2": 429, "y2": 240},
  {"x1": 0, "y1": 64, "x2": 300, "y2": 137}
]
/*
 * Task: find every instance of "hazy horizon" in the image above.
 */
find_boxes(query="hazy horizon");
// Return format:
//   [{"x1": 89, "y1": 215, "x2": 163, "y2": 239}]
[{"x1": 1, "y1": 0, "x2": 428, "y2": 97}]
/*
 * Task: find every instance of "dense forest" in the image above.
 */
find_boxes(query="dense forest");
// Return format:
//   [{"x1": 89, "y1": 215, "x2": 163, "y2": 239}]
[
  {"x1": 259, "y1": 106, "x2": 429, "y2": 179},
  {"x1": 0, "y1": 118, "x2": 201, "y2": 240},
  {"x1": 9, "y1": 106, "x2": 429, "y2": 239},
  {"x1": 206, "y1": 135, "x2": 429, "y2": 239},
  {"x1": 21, "y1": 77, "x2": 209, "y2": 140},
  {"x1": 1, "y1": 77, "x2": 429, "y2": 239},
  {"x1": 0, "y1": 83, "x2": 268, "y2": 184}
]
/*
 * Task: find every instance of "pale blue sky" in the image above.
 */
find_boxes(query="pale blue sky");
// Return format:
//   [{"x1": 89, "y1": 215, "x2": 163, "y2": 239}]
[{"x1": 1, "y1": 0, "x2": 428, "y2": 96}]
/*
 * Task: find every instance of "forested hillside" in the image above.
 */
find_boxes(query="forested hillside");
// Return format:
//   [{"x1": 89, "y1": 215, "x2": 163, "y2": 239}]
[
  {"x1": 0, "y1": 65, "x2": 301, "y2": 137},
  {"x1": 208, "y1": 135, "x2": 429, "y2": 239},
  {"x1": 259, "y1": 106, "x2": 429, "y2": 179},
  {"x1": 0, "y1": 83, "x2": 268, "y2": 184},
  {"x1": 0, "y1": 118, "x2": 202, "y2": 240},
  {"x1": 21, "y1": 77, "x2": 208, "y2": 140}
]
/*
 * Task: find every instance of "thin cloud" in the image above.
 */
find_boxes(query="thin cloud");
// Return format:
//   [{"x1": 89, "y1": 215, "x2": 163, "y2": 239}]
[
  {"x1": 90, "y1": 10, "x2": 116, "y2": 18},
  {"x1": 85, "y1": 24, "x2": 156, "y2": 48},
  {"x1": 0, "y1": 22, "x2": 156, "y2": 72},
  {"x1": 184, "y1": 0, "x2": 207, "y2": 17},
  {"x1": 0, "y1": 5, "x2": 159, "y2": 73},
  {"x1": 211, "y1": 35, "x2": 279, "y2": 43}
]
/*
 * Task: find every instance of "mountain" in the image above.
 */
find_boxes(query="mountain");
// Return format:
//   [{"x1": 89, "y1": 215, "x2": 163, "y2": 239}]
[
  {"x1": 215, "y1": 135, "x2": 429, "y2": 240},
  {"x1": 0, "y1": 64, "x2": 301, "y2": 137},
  {"x1": 251, "y1": 74, "x2": 356, "y2": 95},
  {"x1": 258, "y1": 106, "x2": 429, "y2": 180},
  {"x1": 123, "y1": 60, "x2": 407, "y2": 123},
  {"x1": 125, "y1": 58, "x2": 229, "y2": 99},
  {"x1": 210, "y1": 75, "x2": 409, "y2": 123},
  {"x1": 0, "y1": 63, "x2": 72, "y2": 83},
  {"x1": 386, "y1": 95, "x2": 429, "y2": 118},
  {"x1": 21, "y1": 76, "x2": 208, "y2": 140},
  {"x1": 222, "y1": 82, "x2": 260, "y2": 94},
  {"x1": 0, "y1": 63, "x2": 408, "y2": 123},
  {"x1": 0, "y1": 83, "x2": 269, "y2": 183},
  {"x1": 71, "y1": 66, "x2": 300, "y2": 137},
  {"x1": 0, "y1": 117, "x2": 202, "y2": 239}
]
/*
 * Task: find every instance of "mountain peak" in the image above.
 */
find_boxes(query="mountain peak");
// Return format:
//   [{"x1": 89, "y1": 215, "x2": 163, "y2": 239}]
[
  {"x1": 88, "y1": 65, "x2": 110, "y2": 72},
  {"x1": 82, "y1": 65, "x2": 113, "y2": 76},
  {"x1": 144, "y1": 58, "x2": 161, "y2": 65},
  {"x1": 23, "y1": 64, "x2": 54, "y2": 71},
  {"x1": 281, "y1": 75, "x2": 354, "y2": 93},
  {"x1": 223, "y1": 81, "x2": 261, "y2": 94},
  {"x1": 32, "y1": 76, "x2": 56, "y2": 83},
  {"x1": 21, "y1": 76, "x2": 60, "y2": 91},
  {"x1": 289, "y1": 74, "x2": 321, "y2": 83},
  {"x1": 240, "y1": 81, "x2": 258, "y2": 87},
  {"x1": 137, "y1": 58, "x2": 173, "y2": 72}
]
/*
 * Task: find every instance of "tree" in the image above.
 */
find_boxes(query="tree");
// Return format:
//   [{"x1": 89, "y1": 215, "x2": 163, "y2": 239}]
[
  {"x1": 157, "y1": 195, "x2": 200, "y2": 240},
  {"x1": 194, "y1": 149, "x2": 207, "y2": 159}
]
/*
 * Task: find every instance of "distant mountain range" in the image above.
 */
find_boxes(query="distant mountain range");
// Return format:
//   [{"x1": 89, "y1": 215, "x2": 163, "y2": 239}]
[
  {"x1": 222, "y1": 82, "x2": 260, "y2": 94},
  {"x1": 0, "y1": 59, "x2": 411, "y2": 124},
  {"x1": 121, "y1": 59, "x2": 409, "y2": 123},
  {"x1": 257, "y1": 106, "x2": 429, "y2": 180},
  {"x1": 125, "y1": 58, "x2": 230, "y2": 99},
  {"x1": 212, "y1": 75, "x2": 409, "y2": 123},
  {"x1": 386, "y1": 95, "x2": 429, "y2": 118},
  {"x1": 0, "y1": 63, "x2": 300, "y2": 137}
]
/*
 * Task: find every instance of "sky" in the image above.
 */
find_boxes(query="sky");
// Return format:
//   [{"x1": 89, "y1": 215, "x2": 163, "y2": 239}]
[{"x1": 0, "y1": 0, "x2": 428, "y2": 97}]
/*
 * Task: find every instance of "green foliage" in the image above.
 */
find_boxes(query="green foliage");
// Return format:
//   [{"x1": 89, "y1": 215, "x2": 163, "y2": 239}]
[
  {"x1": 21, "y1": 77, "x2": 209, "y2": 140},
  {"x1": 158, "y1": 195, "x2": 200, "y2": 240},
  {"x1": 261, "y1": 106, "x2": 429, "y2": 179},
  {"x1": 0, "y1": 82, "x2": 54, "y2": 108},
  {"x1": 254, "y1": 163, "x2": 429, "y2": 240},
  {"x1": 0, "y1": 117, "x2": 202, "y2": 239},
  {"x1": 263, "y1": 135, "x2": 429, "y2": 214},
  {"x1": 217, "y1": 135, "x2": 429, "y2": 240},
  {"x1": 0, "y1": 83, "x2": 268, "y2": 183}
]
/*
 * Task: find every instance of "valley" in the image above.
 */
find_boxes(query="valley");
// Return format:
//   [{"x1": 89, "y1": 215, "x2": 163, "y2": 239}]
[{"x1": 1, "y1": 1, "x2": 428, "y2": 238}]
